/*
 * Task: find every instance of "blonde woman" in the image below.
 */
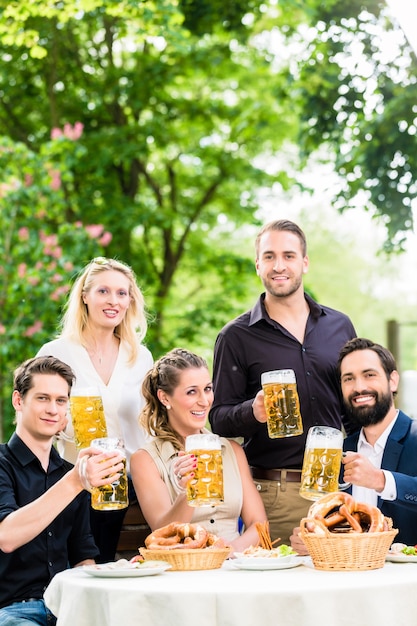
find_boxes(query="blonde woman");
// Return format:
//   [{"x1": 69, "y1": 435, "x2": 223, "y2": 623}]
[{"x1": 37, "y1": 257, "x2": 153, "y2": 561}]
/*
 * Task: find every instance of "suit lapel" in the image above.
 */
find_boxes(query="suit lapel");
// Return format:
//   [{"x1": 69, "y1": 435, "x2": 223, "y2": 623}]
[{"x1": 381, "y1": 411, "x2": 409, "y2": 472}]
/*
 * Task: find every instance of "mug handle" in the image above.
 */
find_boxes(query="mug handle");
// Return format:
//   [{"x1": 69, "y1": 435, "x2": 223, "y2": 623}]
[
  {"x1": 339, "y1": 451, "x2": 352, "y2": 491},
  {"x1": 338, "y1": 481, "x2": 351, "y2": 491}
]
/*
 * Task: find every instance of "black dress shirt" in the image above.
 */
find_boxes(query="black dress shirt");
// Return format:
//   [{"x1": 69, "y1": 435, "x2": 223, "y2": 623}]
[
  {"x1": 0, "y1": 433, "x2": 98, "y2": 609},
  {"x1": 209, "y1": 293, "x2": 357, "y2": 469}
]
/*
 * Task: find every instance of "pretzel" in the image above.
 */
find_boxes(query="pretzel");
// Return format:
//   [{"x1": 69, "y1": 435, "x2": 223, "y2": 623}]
[
  {"x1": 307, "y1": 492, "x2": 386, "y2": 533},
  {"x1": 144, "y1": 522, "x2": 209, "y2": 550}
]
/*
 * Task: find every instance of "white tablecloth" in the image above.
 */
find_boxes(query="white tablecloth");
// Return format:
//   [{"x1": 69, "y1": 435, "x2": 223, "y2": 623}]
[{"x1": 44, "y1": 560, "x2": 417, "y2": 626}]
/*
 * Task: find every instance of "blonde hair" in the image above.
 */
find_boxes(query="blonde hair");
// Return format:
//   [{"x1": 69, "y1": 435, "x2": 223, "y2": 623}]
[
  {"x1": 140, "y1": 348, "x2": 208, "y2": 451},
  {"x1": 60, "y1": 257, "x2": 148, "y2": 364}
]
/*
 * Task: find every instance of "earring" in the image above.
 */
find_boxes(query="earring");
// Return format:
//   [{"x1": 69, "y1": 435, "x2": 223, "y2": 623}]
[{"x1": 165, "y1": 404, "x2": 171, "y2": 410}]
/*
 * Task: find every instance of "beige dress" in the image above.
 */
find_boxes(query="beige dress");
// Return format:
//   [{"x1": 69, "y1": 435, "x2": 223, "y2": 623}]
[{"x1": 142, "y1": 435, "x2": 243, "y2": 542}]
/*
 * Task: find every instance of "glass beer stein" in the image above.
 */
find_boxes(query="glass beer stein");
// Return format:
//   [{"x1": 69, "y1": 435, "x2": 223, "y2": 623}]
[
  {"x1": 299, "y1": 426, "x2": 349, "y2": 501},
  {"x1": 90, "y1": 437, "x2": 129, "y2": 511},
  {"x1": 70, "y1": 387, "x2": 107, "y2": 449},
  {"x1": 261, "y1": 369, "x2": 303, "y2": 438},
  {"x1": 184, "y1": 433, "x2": 224, "y2": 507}
]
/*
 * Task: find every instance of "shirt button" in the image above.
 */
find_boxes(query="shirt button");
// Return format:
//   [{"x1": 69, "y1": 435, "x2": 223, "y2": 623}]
[
  {"x1": 210, "y1": 519, "x2": 215, "y2": 524},
  {"x1": 48, "y1": 562, "x2": 52, "y2": 567},
  {"x1": 48, "y1": 531, "x2": 52, "y2": 537},
  {"x1": 306, "y1": 371, "x2": 311, "y2": 376}
]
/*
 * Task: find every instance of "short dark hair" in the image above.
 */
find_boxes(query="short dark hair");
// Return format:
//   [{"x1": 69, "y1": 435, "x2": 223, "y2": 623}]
[
  {"x1": 14, "y1": 355, "x2": 75, "y2": 397},
  {"x1": 337, "y1": 338, "x2": 397, "y2": 379},
  {"x1": 255, "y1": 219, "x2": 307, "y2": 257}
]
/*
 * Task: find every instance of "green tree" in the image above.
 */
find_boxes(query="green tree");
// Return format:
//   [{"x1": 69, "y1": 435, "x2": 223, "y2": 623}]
[
  {"x1": 0, "y1": 0, "x2": 297, "y2": 357},
  {"x1": 279, "y1": 0, "x2": 417, "y2": 248},
  {"x1": 0, "y1": 129, "x2": 112, "y2": 439}
]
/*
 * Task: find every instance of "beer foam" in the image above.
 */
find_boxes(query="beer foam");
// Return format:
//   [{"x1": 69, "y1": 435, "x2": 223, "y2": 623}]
[
  {"x1": 306, "y1": 429, "x2": 343, "y2": 449},
  {"x1": 185, "y1": 433, "x2": 221, "y2": 451},
  {"x1": 261, "y1": 369, "x2": 296, "y2": 385}
]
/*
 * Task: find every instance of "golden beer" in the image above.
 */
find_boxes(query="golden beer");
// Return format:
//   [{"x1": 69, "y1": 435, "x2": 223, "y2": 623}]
[
  {"x1": 70, "y1": 394, "x2": 107, "y2": 449},
  {"x1": 299, "y1": 447, "x2": 343, "y2": 501},
  {"x1": 261, "y1": 370, "x2": 303, "y2": 438},
  {"x1": 299, "y1": 426, "x2": 345, "y2": 501},
  {"x1": 185, "y1": 434, "x2": 224, "y2": 507},
  {"x1": 90, "y1": 438, "x2": 129, "y2": 511}
]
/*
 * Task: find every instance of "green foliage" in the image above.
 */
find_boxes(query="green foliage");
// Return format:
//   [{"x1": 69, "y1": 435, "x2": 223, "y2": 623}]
[
  {"x1": 0, "y1": 132, "x2": 111, "y2": 439},
  {"x1": 284, "y1": 0, "x2": 417, "y2": 248},
  {"x1": 0, "y1": 0, "x2": 296, "y2": 357}
]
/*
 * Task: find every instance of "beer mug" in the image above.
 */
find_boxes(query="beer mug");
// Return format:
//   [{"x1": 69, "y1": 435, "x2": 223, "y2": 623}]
[
  {"x1": 184, "y1": 433, "x2": 224, "y2": 507},
  {"x1": 90, "y1": 437, "x2": 129, "y2": 511},
  {"x1": 261, "y1": 369, "x2": 303, "y2": 438},
  {"x1": 299, "y1": 426, "x2": 349, "y2": 501},
  {"x1": 70, "y1": 387, "x2": 107, "y2": 449}
]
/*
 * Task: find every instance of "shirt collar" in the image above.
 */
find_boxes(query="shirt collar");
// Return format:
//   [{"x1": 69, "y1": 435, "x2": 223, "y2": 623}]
[
  {"x1": 249, "y1": 292, "x2": 324, "y2": 326},
  {"x1": 357, "y1": 410, "x2": 399, "y2": 453},
  {"x1": 7, "y1": 432, "x2": 65, "y2": 470}
]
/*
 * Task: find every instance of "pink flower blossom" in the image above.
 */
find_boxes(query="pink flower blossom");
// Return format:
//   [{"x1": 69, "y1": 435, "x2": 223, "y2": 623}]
[
  {"x1": 18, "y1": 227, "x2": 29, "y2": 241},
  {"x1": 50, "y1": 285, "x2": 70, "y2": 301},
  {"x1": 40, "y1": 233, "x2": 58, "y2": 246},
  {"x1": 99, "y1": 231, "x2": 113, "y2": 246},
  {"x1": 52, "y1": 273, "x2": 63, "y2": 283},
  {"x1": 24, "y1": 174, "x2": 34, "y2": 187},
  {"x1": 51, "y1": 246, "x2": 62, "y2": 259},
  {"x1": 62, "y1": 122, "x2": 84, "y2": 140},
  {"x1": 24, "y1": 320, "x2": 43, "y2": 337},
  {"x1": 85, "y1": 224, "x2": 104, "y2": 238},
  {"x1": 51, "y1": 128, "x2": 63, "y2": 140},
  {"x1": 63, "y1": 261, "x2": 74, "y2": 271},
  {"x1": 18, "y1": 263, "x2": 27, "y2": 278},
  {"x1": 0, "y1": 324, "x2": 5, "y2": 335},
  {"x1": 28, "y1": 276, "x2": 40, "y2": 286},
  {"x1": 49, "y1": 169, "x2": 61, "y2": 191}
]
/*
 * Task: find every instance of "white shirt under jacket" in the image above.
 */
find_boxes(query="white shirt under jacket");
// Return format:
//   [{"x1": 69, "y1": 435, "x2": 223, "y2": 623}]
[{"x1": 37, "y1": 336, "x2": 153, "y2": 468}]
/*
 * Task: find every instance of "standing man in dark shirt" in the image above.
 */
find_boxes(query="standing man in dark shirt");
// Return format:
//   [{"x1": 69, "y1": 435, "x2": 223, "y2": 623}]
[
  {"x1": 209, "y1": 219, "x2": 356, "y2": 543},
  {"x1": 0, "y1": 356, "x2": 124, "y2": 626}
]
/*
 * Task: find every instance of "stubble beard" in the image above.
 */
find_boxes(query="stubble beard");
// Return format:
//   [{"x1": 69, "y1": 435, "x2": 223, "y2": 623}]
[{"x1": 262, "y1": 274, "x2": 303, "y2": 299}]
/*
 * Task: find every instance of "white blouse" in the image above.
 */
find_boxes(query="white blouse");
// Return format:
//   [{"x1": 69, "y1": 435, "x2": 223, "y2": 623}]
[{"x1": 37, "y1": 336, "x2": 153, "y2": 468}]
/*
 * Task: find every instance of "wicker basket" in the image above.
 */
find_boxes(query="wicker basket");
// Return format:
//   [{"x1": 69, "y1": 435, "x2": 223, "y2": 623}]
[
  {"x1": 139, "y1": 547, "x2": 231, "y2": 571},
  {"x1": 300, "y1": 518, "x2": 398, "y2": 571}
]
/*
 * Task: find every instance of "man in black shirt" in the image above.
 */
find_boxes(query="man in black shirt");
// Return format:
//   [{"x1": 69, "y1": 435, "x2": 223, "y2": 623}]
[
  {"x1": 0, "y1": 356, "x2": 124, "y2": 625},
  {"x1": 210, "y1": 219, "x2": 356, "y2": 543}
]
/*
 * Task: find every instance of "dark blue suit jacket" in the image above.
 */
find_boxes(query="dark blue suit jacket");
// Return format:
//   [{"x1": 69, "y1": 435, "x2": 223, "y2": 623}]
[{"x1": 344, "y1": 410, "x2": 417, "y2": 545}]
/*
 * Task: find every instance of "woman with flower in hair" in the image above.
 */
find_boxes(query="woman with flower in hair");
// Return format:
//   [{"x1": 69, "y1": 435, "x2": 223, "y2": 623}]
[
  {"x1": 131, "y1": 348, "x2": 267, "y2": 552},
  {"x1": 37, "y1": 257, "x2": 153, "y2": 561}
]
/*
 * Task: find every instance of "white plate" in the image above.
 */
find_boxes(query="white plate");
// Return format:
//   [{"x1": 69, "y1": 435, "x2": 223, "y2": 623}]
[
  {"x1": 233, "y1": 552, "x2": 293, "y2": 563},
  {"x1": 386, "y1": 553, "x2": 417, "y2": 563},
  {"x1": 83, "y1": 561, "x2": 171, "y2": 577},
  {"x1": 231, "y1": 557, "x2": 304, "y2": 571}
]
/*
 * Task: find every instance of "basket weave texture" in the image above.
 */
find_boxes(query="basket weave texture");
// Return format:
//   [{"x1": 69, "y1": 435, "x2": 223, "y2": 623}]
[
  {"x1": 139, "y1": 547, "x2": 231, "y2": 571},
  {"x1": 300, "y1": 518, "x2": 398, "y2": 571}
]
